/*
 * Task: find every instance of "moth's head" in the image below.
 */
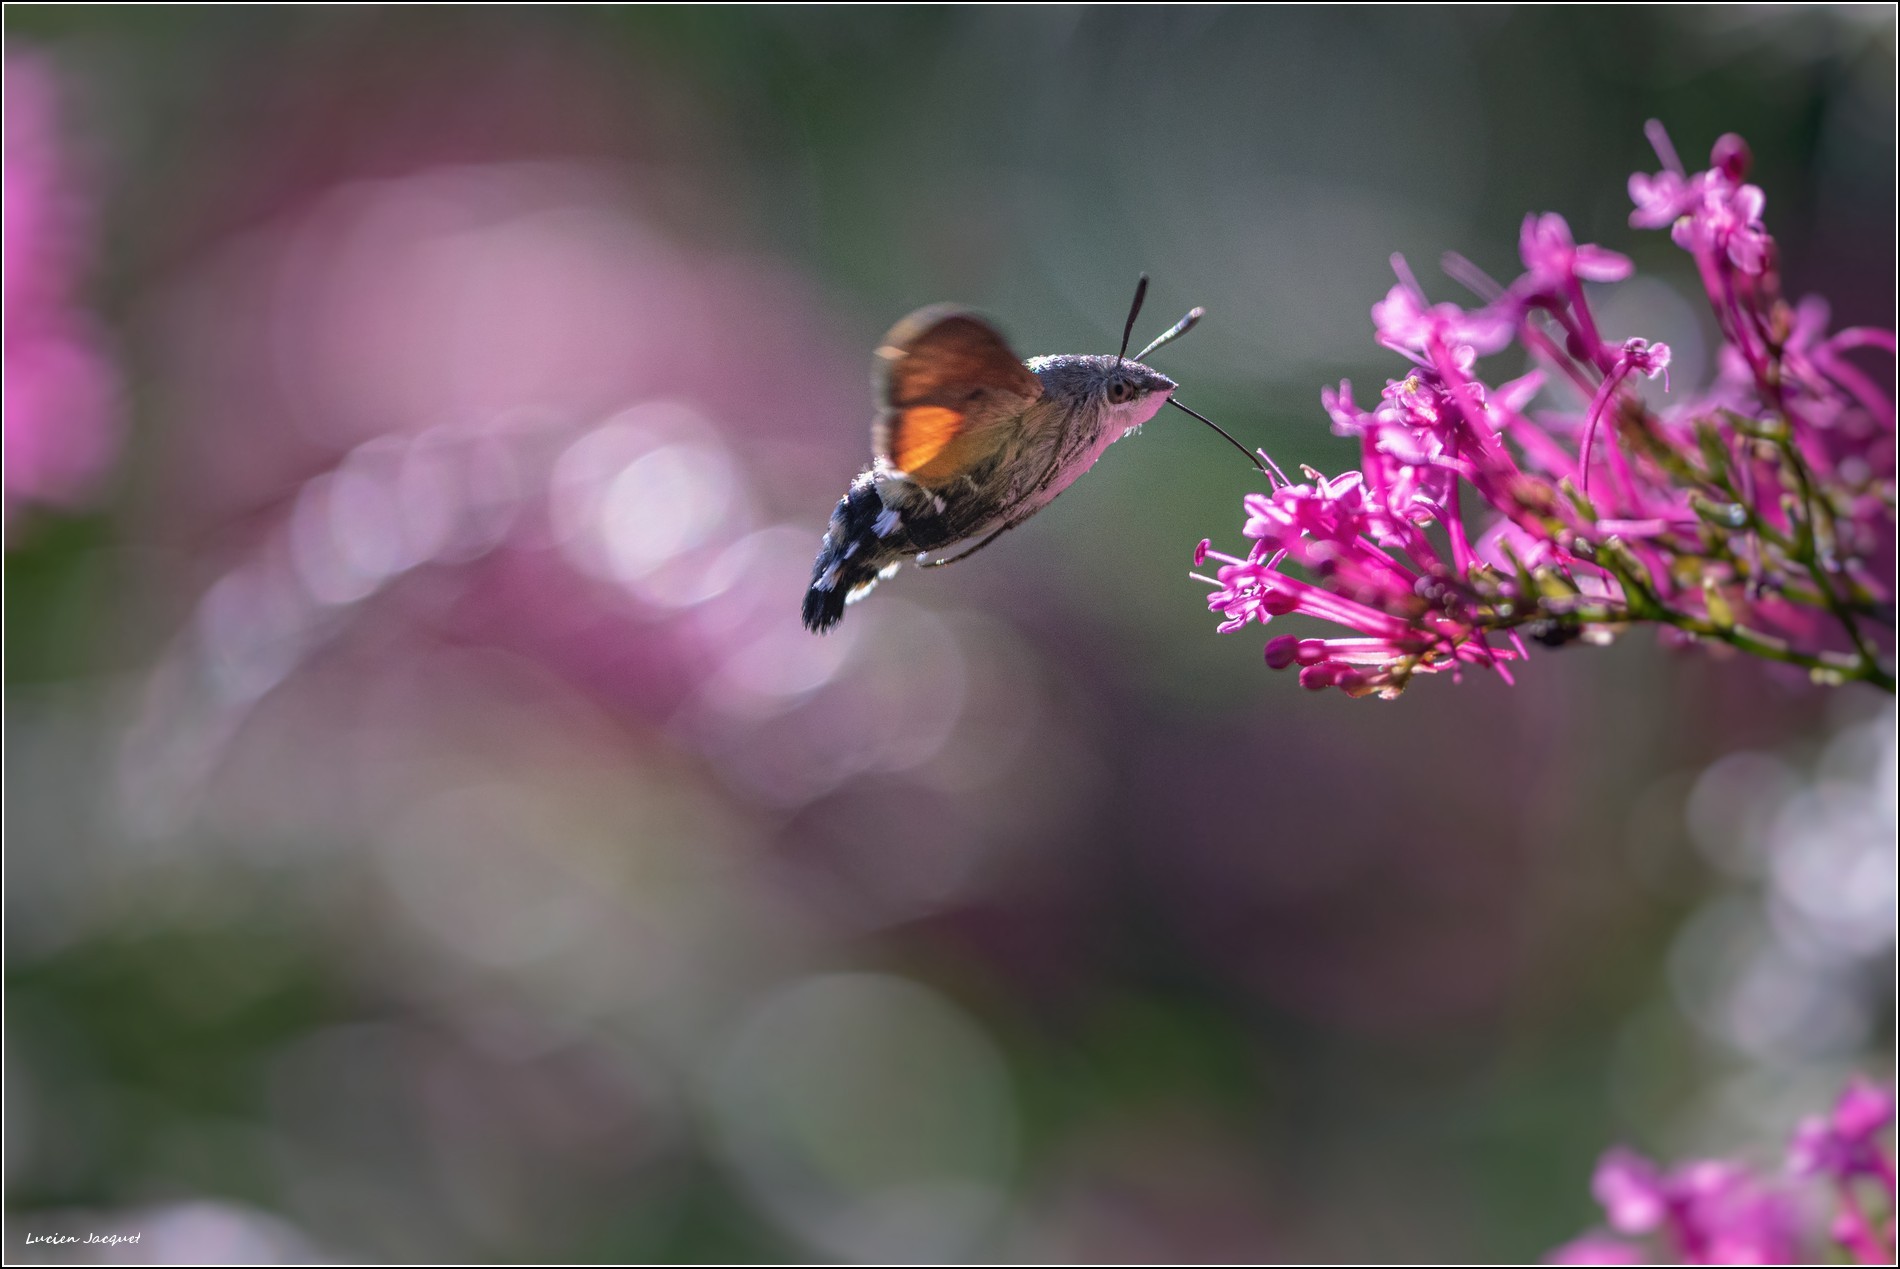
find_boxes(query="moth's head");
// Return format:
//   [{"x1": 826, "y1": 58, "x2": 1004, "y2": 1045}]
[{"x1": 1028, "y1": 354, "x2": 1177, "y2": 428}]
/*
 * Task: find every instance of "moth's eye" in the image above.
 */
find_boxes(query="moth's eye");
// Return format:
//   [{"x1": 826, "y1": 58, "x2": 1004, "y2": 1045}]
[{"x1": 1107, "y1": 379, "x2": 1136, "y2": 405}]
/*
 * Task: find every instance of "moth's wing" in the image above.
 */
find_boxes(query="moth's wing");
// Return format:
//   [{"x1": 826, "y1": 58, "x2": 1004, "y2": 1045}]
[{"x1": 870, "y1": 306, "x2": 1044, "y2": 487}]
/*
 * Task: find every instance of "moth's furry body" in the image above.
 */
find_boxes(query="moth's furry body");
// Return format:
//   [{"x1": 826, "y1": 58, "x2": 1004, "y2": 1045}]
[{"x1": 804, "y1": 348, "x2": 1174, "y2": 632}]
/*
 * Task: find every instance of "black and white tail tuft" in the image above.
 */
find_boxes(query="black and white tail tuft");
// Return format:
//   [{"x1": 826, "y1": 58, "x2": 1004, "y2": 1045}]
[{"x1": 803, "y1": 475, "x2": 897, "y2": 633}]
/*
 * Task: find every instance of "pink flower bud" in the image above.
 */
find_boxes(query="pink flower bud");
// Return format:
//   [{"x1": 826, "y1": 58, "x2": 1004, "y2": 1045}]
[
  {"x1": 1262, "y1": 588, "x2": 1300, "y2": 617},
  {"x1": 1711, "y1": 132, "x2": 1751, "y2": 181}
]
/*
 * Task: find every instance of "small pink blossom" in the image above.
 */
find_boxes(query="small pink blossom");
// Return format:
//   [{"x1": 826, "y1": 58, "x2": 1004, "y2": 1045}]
[
  {"x1": 1552, "y1": 1077, "x2": 1898, "y2": 1265},
  {"x1": 1628, "y1": 167, "x2": 1695, "y2": 230},
  {"x1": 1370, "y1": 276, "x2": 1514, "y2": 363},
  {"x1": 1629, "y1": 127, "x2": 1773, "y2": 276},
  {"x1": 1788, "y1": 1078, "x2": 1897, "y2": 1266},
  {"x1": 1594, "y1": 1148, "x2": 1670, "y2": 1234},
  {"x1": 1711, "y1": 133, "x2": 1752, "y2": 182},
  {"x1": 1619, "y1": 338, "x2": 1671, "y2": 382},
  {"x1": 1519, "y1": 212, "x2": 1634, "y2": 292},
  {"x1": 1789, "y1": 1078, "x2": 1895, "y2": 1183},
  {"x1": 1673, "y1": 179, "x2": 1771, "y2": 276},
  {"x1": 1561, "y1": 1150, "x2": 1798, "y2": 1265},
  {"x1": 2, "y1": 49, "x2": 122, "y2": 529},
  {"x1": 1577, "y1": 338, "x2": 1673, "y2": 496}
]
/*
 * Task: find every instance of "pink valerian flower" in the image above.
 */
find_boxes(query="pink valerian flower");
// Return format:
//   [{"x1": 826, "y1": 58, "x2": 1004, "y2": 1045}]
[
  {"x1": 1549, "y1": 1077, "x2": 1899, "y2": 1265},
  {"x1": 1547, "y1": 1150, "x2": 1801, "y2": 1265},
  {"x1": 1628, "y1": 128, "x2": 1772, "y2": 277},
  {"x1": 1626, "y1": 122, "x2": 1771, "y2": 279},
  {"x1": 1516, "y1": 212, "x2": 1634, "y2": 364},
  {"x1": 2, "y1": 48, "x2": 122, "y2": 529},
  {"x1": 1519, "y1": 212, "x2": 1635, "y2": 289},
  {"x1": 1370, "y1": 268, "x2": 1514, "y2": 364},
  {"x1": 1200, "y1": 458, "x2": 1524, "y2": 700},
  {"x1": 1788, "y1": 1078, "x2": 1897, "y2": 1265},
  {"x1": 1200, "y1": 123, "x2": 1895, "y2": 696},
  {"x1": 1790, "y1": 1078, "x2": 1897, "y2": 1183},
  {"x1": 1626, "y1": 120, "x2": 1697, "y2": 229}
]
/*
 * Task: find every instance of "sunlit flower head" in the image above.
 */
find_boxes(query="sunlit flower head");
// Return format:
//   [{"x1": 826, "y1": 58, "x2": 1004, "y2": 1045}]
[{"x1": 1201, "y1": 122, "x2": 1895, "y2": 697}]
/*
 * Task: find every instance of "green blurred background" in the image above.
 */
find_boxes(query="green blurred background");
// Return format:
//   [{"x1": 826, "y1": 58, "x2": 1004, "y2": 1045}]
[{"x1": 4, "y1": 6, "x2": 1895, "y2": 1263}]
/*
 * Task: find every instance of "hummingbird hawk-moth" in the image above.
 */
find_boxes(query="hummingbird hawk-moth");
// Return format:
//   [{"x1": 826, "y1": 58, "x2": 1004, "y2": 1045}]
[{"x1": 803, "y1": 277, "x2": 1256, "y2": 633}]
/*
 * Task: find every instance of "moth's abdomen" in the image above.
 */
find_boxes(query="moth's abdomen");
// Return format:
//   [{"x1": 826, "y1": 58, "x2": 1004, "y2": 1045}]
[{"x1": 803, "y1": 473, "x2": 904, "y2": 633}]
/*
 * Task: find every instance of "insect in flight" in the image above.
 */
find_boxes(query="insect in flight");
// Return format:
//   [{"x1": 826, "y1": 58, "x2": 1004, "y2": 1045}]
[{"x1": 802, "y1": 276, "x2": 1260, "y2": 633}]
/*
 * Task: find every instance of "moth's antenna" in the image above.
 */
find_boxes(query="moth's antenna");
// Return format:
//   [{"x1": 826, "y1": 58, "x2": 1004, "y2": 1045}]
[
  {"x1": 1121, "y1": 280, "x2": 1259, "y2": 473},
  {"x1": 1134, "y1": 307, "x2": 1205, "y2": 362},
  {"x1": 1116, "y1": 274, "x2": 1149, "y2": 367},
  {"x1": 1169, "y1": 397, "x2": 1268, "y2": 474}
]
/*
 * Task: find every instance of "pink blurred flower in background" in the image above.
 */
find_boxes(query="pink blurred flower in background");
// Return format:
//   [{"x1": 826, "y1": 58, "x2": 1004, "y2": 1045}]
[
  {"x1": 1549, "y1": 1150, "x2": 1800, "y2": 1265},
  {"x1": 3, "y1": 48, "x2": 122, "y2": 528},
  {"x1": 1789, "y1": 1077, "x2": 1897, "y2": 1264},
  {"x1": 1549, "y1": 1077, "x2": 1897, "y2": 1265},
  {"x1": 1200, "y1": 123, "x2": 1895, "y2": 697},
  {"x1": 119, "y1": 32, "x2": 1080, "y2": 942},
  {"x1": 128, "y1": 157, "x2": 989, "y2": 825},
  {"x1": 94, "y1": 37, "x2": 1092, "y2": 1259}
]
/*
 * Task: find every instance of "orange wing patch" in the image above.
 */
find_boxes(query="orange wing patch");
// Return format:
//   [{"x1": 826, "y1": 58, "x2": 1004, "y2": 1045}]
[
  {"x1": 887, "y1": 405, "x2": 966, "y2": 475},
  {"x1": 871, "y1": 308, "x2": 1042, "y2": 485}
]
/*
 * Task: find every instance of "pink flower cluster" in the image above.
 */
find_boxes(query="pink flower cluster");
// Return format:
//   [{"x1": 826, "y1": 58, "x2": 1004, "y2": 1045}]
[
  {"x1": 3, "y1": 49, "x2": 122, "y2": 529},
  {"x1": 1791, "y1": 1077, "x2": 1900, "y2": 1264},
  {"x1": 1549, "y1": 1077, "x2": 1896, "y2": 1265},
  {"x1": 1199, "y1": 123, "x2": 1895, "y2": 697}
]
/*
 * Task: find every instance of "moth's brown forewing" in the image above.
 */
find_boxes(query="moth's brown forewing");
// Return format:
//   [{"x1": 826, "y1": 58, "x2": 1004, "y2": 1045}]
[{"x1": 871, "y1": 308, "x2": 1043, "y2": 486}]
